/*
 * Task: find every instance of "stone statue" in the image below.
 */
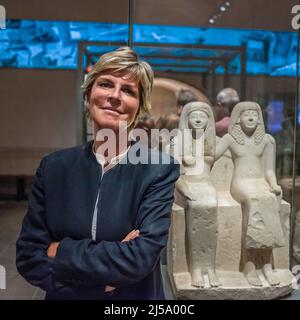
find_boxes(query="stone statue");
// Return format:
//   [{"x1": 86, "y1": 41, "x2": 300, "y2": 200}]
[
  {"x1": 293, "y1": 210, "x2": 300, "y2": 264},
  {"x1": 215, "y1": 101, "x2": 285, "y2": 287},
  {"x1": 167, "y1": 100, "x2": 293, "y2": 299},
  {"x1": 174, "y1": 101, "x2": 220, "y2": 288}
]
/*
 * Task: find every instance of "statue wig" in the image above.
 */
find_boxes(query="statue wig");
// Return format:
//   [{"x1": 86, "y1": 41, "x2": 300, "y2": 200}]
[
  {"x1": 178, "y1": 101, "x2": 216, "y2": 158},
  {"x1": 229, "y1": 101, "x2": 265, "y2": 145}
]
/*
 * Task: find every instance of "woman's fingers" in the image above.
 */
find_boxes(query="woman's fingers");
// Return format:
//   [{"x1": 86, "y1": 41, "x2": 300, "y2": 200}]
[
  {"x1": 123, "y1": 229, "x2": 139, "y2": 242},
  {"x1": 105, "y1": 285, "x2": 116, "y2": 293},
  {"x1": 47, "y1": 242, "x2": 59, "y2": 258},
  {"x1": 121, "y1": 229, "x2": 140, "y2": 242}
]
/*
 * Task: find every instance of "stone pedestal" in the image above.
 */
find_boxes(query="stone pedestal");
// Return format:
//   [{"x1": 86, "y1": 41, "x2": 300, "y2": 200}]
[{"x1": 171, "y1": 270, "x2": 293, "y2": 300}]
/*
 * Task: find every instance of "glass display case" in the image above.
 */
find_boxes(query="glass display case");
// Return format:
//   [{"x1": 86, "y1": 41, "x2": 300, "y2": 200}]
[
  {"x1": 130, "y1": 0, "x2": 300, "y2": 297},
  {"x1": 131, "y1": 0, "x2": 299, "y2": 243}
]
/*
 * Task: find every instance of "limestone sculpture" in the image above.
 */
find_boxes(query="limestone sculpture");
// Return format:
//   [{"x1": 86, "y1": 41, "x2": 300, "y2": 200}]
[
  {"x1": 215, "y1": 102, "x2": 285, "y2": 287},
  {"x1": 172, "y1": 101, "x2": 220, "y2": 288},
  {"x1": 167, "y1": 101, "x2": 294, "y2": 300}
]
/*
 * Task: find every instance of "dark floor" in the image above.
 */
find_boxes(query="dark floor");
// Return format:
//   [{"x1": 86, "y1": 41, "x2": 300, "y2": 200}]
[{"x1": 0, "y1": 201, "x2": 45, "y2": 300}]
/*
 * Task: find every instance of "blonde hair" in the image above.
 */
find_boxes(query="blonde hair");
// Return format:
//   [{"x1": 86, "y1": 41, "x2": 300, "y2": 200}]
[{"x1": 82, "y1": 47, "x2": 154, "y2": 129}]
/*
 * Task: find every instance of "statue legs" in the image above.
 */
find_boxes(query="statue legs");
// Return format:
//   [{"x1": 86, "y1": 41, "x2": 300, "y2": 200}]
[
  {"x1": 242, "y1": 250, "x2": 280, "y2": 286},
  {"x1": 240, "y1": 195, "x2": 284, "y2": 286},
  {"x1": 186, "y1": 198, "x2": 220, "y2": 288}
]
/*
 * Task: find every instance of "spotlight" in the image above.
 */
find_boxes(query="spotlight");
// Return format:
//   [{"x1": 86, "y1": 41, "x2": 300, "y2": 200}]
[
  {"x1": 209, "y1": 18, "x2": 215, "y2": 24},
  {"x1": 220, "y1": 6, "x2": 226, "y2": 12},
  {"x1": 225, "y1": 1, "x2": 231, "y2": 6}
]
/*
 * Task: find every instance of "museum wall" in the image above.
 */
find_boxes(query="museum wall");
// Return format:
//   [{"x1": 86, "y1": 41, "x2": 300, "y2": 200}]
[
  {"x1": 0, "y1": 0, "x2": 128, "y2": 23},
  {"x1": 0, "y1": 68, "x2": 77, "y2": 149},
  {"x1": 1, "y1": 0, "x2": 295, "y2": 31},
  {"x1": 0, "y1": 66, "x2": 295, "y2": 150},
  {"x1": 156, "y1": 71, "x2": 296, "y2": 106}
]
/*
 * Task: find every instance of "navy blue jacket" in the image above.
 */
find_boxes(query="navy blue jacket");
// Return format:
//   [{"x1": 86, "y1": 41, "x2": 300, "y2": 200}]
[{"x1": 16, "y1": 141, "x2": 179, "y2": 300}]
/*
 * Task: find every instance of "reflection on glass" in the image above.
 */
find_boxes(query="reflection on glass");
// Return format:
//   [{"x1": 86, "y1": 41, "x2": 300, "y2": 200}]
[{"x1": 0, "y1": 19, "x2": 298, "y2": 77}]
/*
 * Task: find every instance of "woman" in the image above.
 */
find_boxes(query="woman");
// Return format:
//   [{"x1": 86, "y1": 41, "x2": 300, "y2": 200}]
[
  {"x1": 174, "y1": 102, "x2": 220, "y2": 288},
  {"x1": 16, "y1": 47, "x2": 180, "y2": 300},
  {"x1": 215, "y1": 101, "x2": 285, "y2": 287}
]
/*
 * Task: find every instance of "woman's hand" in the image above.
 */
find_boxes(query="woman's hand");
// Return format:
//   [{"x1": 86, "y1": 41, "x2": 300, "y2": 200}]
[
  {"x1": 47, "y1": 232, "x2": 140, "y2": 293},
  {"x1": 47, "y1": 242, "x2": 60, "y2": 258},
  {"x1": 104, "y1": 229, "x2": 140, "y2": 293},
  {"x1": 121, "y1": 229, "x2": 140, "y2": 243}
]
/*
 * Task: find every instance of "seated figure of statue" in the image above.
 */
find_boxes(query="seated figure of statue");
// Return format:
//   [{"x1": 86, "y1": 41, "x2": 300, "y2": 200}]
[
  {"x1": 216, "y1": 101, "x2": 285, "y2": 287},
  {"x1": 174, "y1": 101, "x2": 220, "y2": 288}
]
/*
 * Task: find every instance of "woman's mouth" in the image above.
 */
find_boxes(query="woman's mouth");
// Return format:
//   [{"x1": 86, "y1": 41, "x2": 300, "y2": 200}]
[{"x1": 101, "y1": 108, "x2": 122, "y2": 116}]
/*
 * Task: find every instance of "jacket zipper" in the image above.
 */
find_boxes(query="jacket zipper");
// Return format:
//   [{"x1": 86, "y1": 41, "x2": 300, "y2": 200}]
[
  {"x1": 91, "y1": 145, "x2": 130, "y2": 240},
  {"x1": 91, "y1": 167, "x2": 103, "y2": 241}
]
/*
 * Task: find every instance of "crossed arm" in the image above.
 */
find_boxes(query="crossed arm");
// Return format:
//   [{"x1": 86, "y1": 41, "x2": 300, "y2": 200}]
[
  {"x1": 47, "y1": 229, "x2": 140, "y2": 293},
  {"x1": 16, "y1": 157, "x2": 179, "y2": 294}
]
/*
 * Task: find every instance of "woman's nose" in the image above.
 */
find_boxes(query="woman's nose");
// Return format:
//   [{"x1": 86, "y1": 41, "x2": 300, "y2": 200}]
[{"x1": 109, "y1": 87, "x2": 121, "y2": 100}]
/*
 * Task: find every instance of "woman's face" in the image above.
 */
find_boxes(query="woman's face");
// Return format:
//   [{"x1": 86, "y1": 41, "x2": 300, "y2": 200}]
[
  {"x1": 188, "y1": 110, "x2": 209, "y2": 130},
  {"x1": 239, "y1": 109, "x2": 259, "y2": 131},
  {"x1": 88, "y1": 72, "x2": 140, "y2": 132}
]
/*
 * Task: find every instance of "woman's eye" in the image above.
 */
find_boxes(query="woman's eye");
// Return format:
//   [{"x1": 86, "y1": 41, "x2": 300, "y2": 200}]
[
  {"x1": 123, "y1": 88, "x2": 135, "y2": 96},
  {"x1": 98, "y1": 82, "x2": 111, "y2": 88}
]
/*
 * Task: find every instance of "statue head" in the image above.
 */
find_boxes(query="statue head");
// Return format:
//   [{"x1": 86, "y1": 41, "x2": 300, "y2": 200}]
[
  {"x1": 179, "y1": 101, "x2": 215, "y2": 158},
  {"x1": 239, "y1": 109, "x2": 259, "y2": 133},
  {"x1": 187, "y1": 110, "x2": 209, "y2": 131},
  {"x1": 229, "y1": 101, "x2": 265, "y2": 145}
]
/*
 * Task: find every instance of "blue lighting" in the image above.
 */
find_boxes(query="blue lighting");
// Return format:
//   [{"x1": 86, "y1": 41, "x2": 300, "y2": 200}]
[
  {"x1": 0, "y1": 19, "x2": 298, "y2": 76},
  {"x1": 267, "y1": 100, "x2": 285, "y2": 133}
]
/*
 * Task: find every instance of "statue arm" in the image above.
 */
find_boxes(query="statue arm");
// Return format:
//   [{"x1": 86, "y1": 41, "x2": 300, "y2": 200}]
[
  {"x1": 205, "y1": 155, "x2": 215, "y2": 166},
  {"x1": 264, "y1": 134, "x2": 282, "y2": 195},
  {"x1": 175, "y1": 178, "x2": 194, "y2": 201},
  {"x1": 215, "y1": 134, "x2": 232, "y2": 161},
  {"x1": 183, "y1": 155, "x2": 196, "y2": 166}
]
